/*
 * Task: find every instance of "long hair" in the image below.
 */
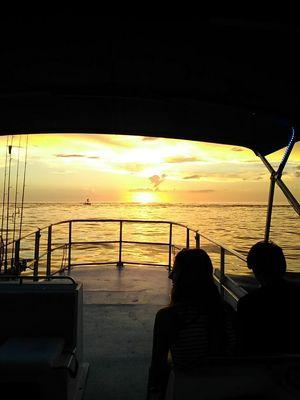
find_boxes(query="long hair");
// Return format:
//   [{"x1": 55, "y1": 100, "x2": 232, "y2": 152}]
[
  {"x1": 169, "y1": 249, "x2": 227, "y2": 353},
  {"x1": 169, "y1": 248, "x2": 221, "y2": 308}
]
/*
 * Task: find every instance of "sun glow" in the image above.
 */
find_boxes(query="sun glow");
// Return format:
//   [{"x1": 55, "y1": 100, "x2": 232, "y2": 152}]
[{"x1": 132, "y1": 191, "x2": 158, "y2": 203}]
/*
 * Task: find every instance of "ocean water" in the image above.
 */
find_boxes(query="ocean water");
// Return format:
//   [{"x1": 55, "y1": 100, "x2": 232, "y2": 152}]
[{"x1": 2, "y1": 202, "x2": 299, "y2": 275}]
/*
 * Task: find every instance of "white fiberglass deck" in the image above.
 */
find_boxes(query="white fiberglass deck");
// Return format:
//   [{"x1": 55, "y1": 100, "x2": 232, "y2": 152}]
[{"x1": 67, "y1": 264, "x2": 171, "y2": 400}]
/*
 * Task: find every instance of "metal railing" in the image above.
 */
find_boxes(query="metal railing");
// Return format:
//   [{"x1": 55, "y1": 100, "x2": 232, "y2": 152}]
[{"x1": 0, "y1": 219, "x2": 248, "y2": 302}]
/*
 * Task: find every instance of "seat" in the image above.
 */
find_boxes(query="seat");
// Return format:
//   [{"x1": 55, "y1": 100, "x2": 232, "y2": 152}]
[
  {"x1": 0, "y1": 279, "x2": 88, "y2": 400},
  {"x1": 165, "y1": 355, "x2": 300, "y2": 400}
]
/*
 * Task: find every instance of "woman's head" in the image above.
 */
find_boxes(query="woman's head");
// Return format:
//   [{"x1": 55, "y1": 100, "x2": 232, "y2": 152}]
[{"x1": 169, "y1": 248, "x2": 217, "y2": 304}]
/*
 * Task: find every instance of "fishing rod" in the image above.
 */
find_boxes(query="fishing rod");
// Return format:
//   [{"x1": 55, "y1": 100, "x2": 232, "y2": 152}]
[
  {"x1": 4, "y1": 136, "x2": 13, "y2": 272},
  {"x1": 0, "y1": 136, "x2": 9, "y2": 271},
  {"x1": 11, "y1": 135, "x2": 22, "y2": 260},
  {"x1": 19, "y1": 134, "x2": 29, "y2": 241},
  {"x1": 1, "y1": 136, "x2": 9, "y2": 234}
]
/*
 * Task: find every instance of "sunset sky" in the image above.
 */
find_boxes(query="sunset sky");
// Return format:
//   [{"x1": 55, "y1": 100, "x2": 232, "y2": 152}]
[{"x1": 0, "y1": 134, "x2": 299, "y2": 203}]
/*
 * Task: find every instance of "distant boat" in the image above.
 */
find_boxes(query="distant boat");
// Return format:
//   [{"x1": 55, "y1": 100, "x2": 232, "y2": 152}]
[{"x1": 83, "y1": 198, "x2": 91, "y2": 205}]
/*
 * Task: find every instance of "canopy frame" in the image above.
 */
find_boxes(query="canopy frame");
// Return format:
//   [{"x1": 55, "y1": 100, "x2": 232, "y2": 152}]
[{"x1": 257, "y1": 128, "x2": 299, "y2": 242}]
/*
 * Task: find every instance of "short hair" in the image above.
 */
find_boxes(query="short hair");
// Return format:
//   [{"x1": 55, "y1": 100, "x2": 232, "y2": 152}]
[{"x1": 247, "y1": 241, "x2": 286, "y2": 278}]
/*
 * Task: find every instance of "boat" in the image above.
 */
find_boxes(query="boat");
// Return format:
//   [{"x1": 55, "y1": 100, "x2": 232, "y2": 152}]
[
  {"x1": 0, "y1": 16, "x2": 299, "y2": 400},
  {"x1": 83, "y1": 198, "x2": 91, "y2": 206}
]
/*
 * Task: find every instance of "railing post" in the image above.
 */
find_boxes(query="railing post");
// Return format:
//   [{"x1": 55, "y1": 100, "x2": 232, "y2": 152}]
[
  {"x1": 168, "y1": 223, "x2": 173, "y2": 273},
  {"x1": 186, "y1": 228, "x2": 190, "y2": 249},
  {"x1": 14, "y1": 238, "x2": 20, "y2": 275},
  {"x1": 195, "y1": 232, "x2": 200, "y2": 249},
  {"x1": 117, "y1": 221, "x2": 124, "y2": 268},
  {"x1": 33, "y1": 229, "x2": 41, "y2": 281},
  {"x1": 68, "y1": 221, "x2": 72, "y2": 272},
  {"x1": 46, "y1": 225, "x2": 52, "y2": 276},
  {"x1": 220, "y1": 247, "x2": 225, "y2": 299}
]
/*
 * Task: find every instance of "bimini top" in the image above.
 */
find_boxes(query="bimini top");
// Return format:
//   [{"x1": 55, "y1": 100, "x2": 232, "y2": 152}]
[{"x1": 0, "y1": 17, "x2": 299, "y2": 155}]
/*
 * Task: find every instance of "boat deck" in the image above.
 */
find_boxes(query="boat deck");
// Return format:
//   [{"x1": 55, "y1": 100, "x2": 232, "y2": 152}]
[{"x1": 67, "y1": 264, "x2": 171, "y2": 400}]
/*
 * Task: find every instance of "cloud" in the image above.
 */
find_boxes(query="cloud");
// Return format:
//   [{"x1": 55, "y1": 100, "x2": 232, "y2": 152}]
[
  {"x1": 245, "y1": 159, "x2": 261, "y2": 163},
  {"x1": 186, "y1": 189, "x2": 215, "y2": 193},
  {"x1": 183, "y1": 174, "x2": 201, "y2": 180},
  {"x1": 142, "y1": 136, "x2": 159, "y2": 141},
  {"x1": 56, "y1": 154, "x2": 85, "y2": 158},
  {"x1": 226, "y1": 173, "x2": 245, "y2": 179},
  {"x1": 165, "y1": 156, "x2": 202, "y2": 163},
  {"x1": 51, "y1": 170, "x2": 73, "y2": 175},
  {"x1": 231, "y1": 147, "x2": 244, "y2": 152},
  {"x1": 118, "y1": 162, "x2": 147, "y2": 173},
  {"x1": 128, "y1": 188, "x2": 215, "y2": 194},
  {"x1": 55, "y1": 153, "x2": 100, "y2": 159},
  {"x1": 68, "y1": 134, "x2": 136, "y2": 149},
  {"x1": 149, "y1": 174, "x2": 166, "y2": 190},
  {"x1": 129, "y1": 188, "x2": 153, "y2": 192}
]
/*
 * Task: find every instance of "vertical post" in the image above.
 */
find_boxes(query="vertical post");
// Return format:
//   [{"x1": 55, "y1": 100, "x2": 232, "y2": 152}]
[
  {"x1": 117, "y1": 221, "x2": 123, "y2": 268},
  {"x1": 195, "y1": 232, "x2": 200, "y2": 249},
  {"x1": 14, "y1": 238, "x2": 20, "y2": 275},
  {"x1": 68, "y1": 221, "x2": 72, "y2": 271},
  {"x1": 186, "y1": 228, "x2": 190, "y2": 249},
  {"x1": 46, "y1": 225, "x2": 52, "y2": 276},
  {"x1": 220, "y1": 247, "x2": 225, "y2": 299},
  {"x1": 33, "y1": 229, "x2": 41, "y2": 281},
  {"x1": 264, "y1": 173, "x2": 276, "y2": 242},
  {"x1": 168, "y1": 223, "x2": 173, "y2": 273}
]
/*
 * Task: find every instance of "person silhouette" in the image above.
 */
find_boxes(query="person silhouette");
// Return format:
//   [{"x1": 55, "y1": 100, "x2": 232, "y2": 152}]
[
  {"x1": 147, "y1": 248, "x2": 235, "y2": 400},
  {"x1": 237, "y1": 241, "x2": 300, "y2": 355}
]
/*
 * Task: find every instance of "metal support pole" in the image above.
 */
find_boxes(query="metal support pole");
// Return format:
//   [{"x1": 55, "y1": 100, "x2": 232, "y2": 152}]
[
  {"x1": 168, "y1": 223, "x2": 173, "y2": 273},
  {"x1": 68, "y1": 221, "x2": 72, "y2": 271},
  {"x1": 117, "y1": 221, "x2": 124, "y2": 268},
  {"x1": 186, "y1": 228, "x2": 190, "y2": 249},
  {"x1": 257, "y1": 129, "x2": 299, "y2": 241},
  {"x1": 33, "y1": 230, "x2": 41, "y2": 280},
  {"x1": 46, "y1": 225, "x2": 52, "y2": 276},
  {"x1": 259, "y1": 153, "x2": 300, "y2": 216},
  {"x1": 195, "y1": 232, "x2": 200, "y2": 249},
  {"x1": 265, "y1": 173, "x2": 276, "y2": 242},
  {"x1": 14, "y1": 238, "x2": 20, "y2": 275},
  {"x1": 257, "y1": 129, "x2": 299, "y2": 217},
  {"x1": 220, "y1": 247, "x2": 225, "y2": 300}
]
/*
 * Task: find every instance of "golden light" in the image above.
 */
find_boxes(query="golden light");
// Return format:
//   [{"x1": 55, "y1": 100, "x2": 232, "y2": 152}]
[{"x1": 132, "y1": 191, "x2": 158, "y2": 203}]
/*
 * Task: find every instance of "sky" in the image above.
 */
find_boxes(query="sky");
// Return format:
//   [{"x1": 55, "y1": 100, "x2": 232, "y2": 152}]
[{"x1": 0, "y1": 133, "x2": 299, "y2": 203}]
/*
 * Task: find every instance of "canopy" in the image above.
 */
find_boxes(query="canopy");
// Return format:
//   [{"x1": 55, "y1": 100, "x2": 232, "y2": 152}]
[{"x1": 0, "y1": 17, "x2": 299, "y2": 155}]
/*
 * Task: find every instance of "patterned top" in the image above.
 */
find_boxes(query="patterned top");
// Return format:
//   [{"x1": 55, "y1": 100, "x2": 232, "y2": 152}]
[{"x1": 148, "y1": 301, "x2": 236, "y2": 392}]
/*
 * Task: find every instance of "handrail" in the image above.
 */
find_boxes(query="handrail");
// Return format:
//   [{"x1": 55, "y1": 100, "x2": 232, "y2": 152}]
[
  {"x1": 1, "y1": 218, "x2": 248, "y2": 303},
  {"x1": 0, "y1": 275, "x2": 77, "y2": 284},
  {"x1": 8, "y1": 218, "x2": 247, "y2": 263},
  {"x1": 5, "y1": 219, "x2": 199, "y2": 247}
]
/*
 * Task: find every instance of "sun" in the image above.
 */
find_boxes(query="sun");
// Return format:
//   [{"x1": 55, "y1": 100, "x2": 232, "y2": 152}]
[{"x1": 132, "y1": 191, "x2": 158, "y2": 203}]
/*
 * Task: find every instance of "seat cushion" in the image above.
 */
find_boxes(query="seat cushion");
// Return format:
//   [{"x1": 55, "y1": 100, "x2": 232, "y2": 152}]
[{"x1": 0, "y1": 337, "x2": 65, "y2": 371}]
